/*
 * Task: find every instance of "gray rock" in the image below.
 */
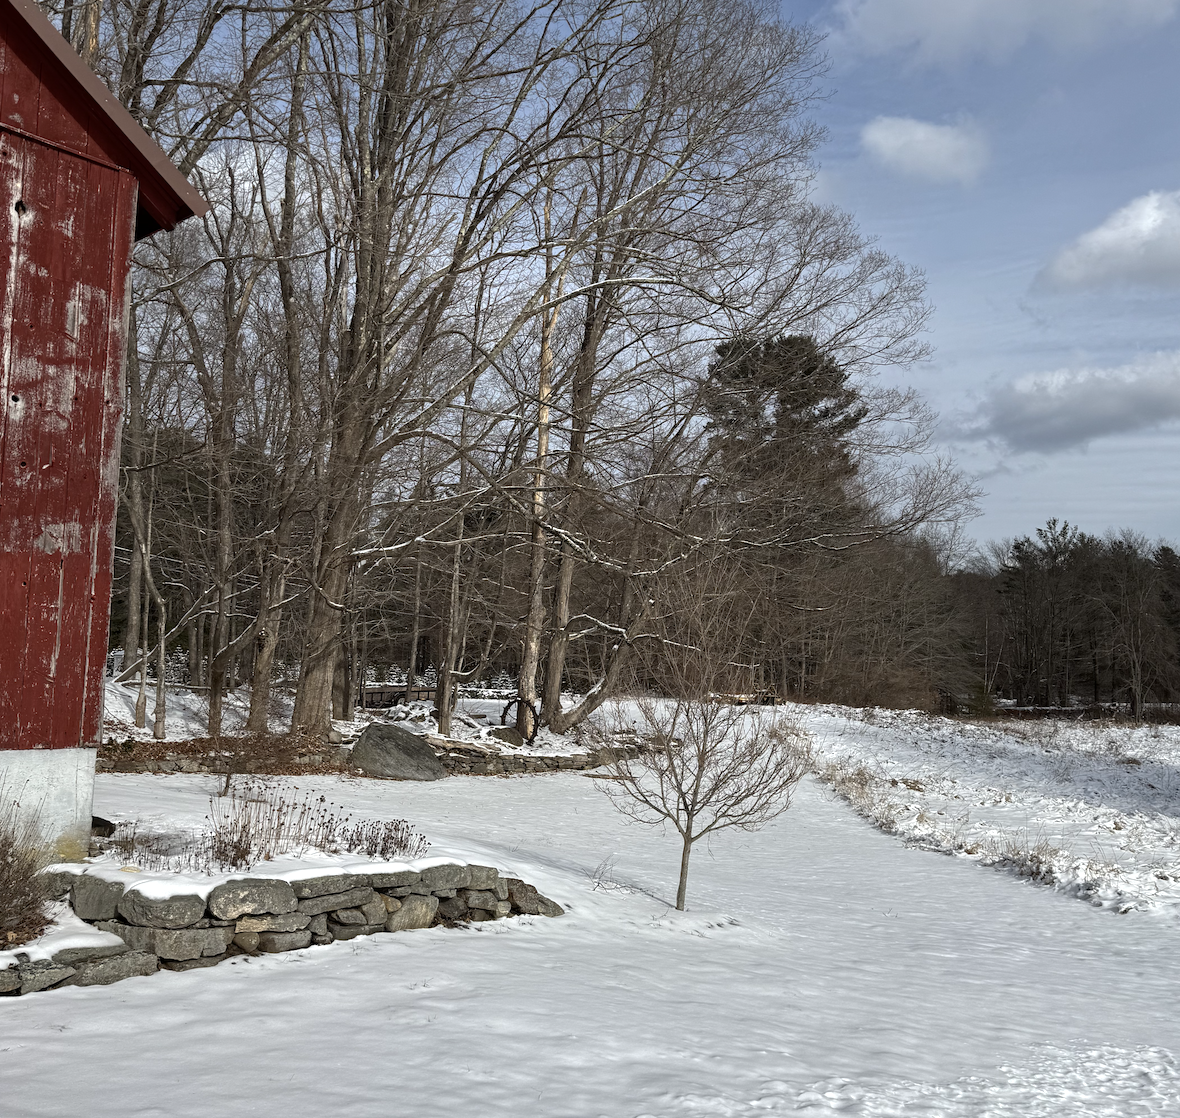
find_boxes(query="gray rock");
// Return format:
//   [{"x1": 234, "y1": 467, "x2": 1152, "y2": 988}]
[
  {"x1": 461, "y1": 889, "x2": 500, "y2": 913},
  {"x1": 505, "y1": 878, "x2": 565, "y2": 918},
  {"x1": 307, "y1": 913, "x2": 328, "y2": 937},
  {"x1": 68, "y1": 950, "x2": 157, "y2": 986},
  {"x1": 17, "y1": 960, "x2": 76, "y2": 994},
  {"x1": 369, "y1": 870, "x2": 420, "y2": 889},
  {"x1": 351, "y1": 722, "x2": 446, "y2": 781},
  {"x1": 331, "y1": 907, "x2": 368, "y2": 926},
  {"x1": 377, "y1": 885, "x2": 415, "y2": 897},
  {"x1": 156, "y1": 928, "x2": 229, "y2": 961},
  {"x1": 437, "y1": 896, "x2": 469, "y2": 920},
  {"x1": 296, "y1": 887, "x2": 374, "y2": 916},
  {"x1": 492, "y1": 878, "x2": 510, "y2": 901},
  {"x1": 312, "y1": 933, "x2": 333, "y2": 946},
  {"x1": 489, "y1": 725, "x2": 524, "y2": 748},
  {"x1": 381, "y1": 895, "x2": 403, "y2": 914},
  {"x1": 432, "y1": 888, "x2": 457, "y2": 899},
  {"x1": 256, "y1": 930, "x2": 312, "y2": 953},
  {"x1": 0, "y1": 966, "x2": 22, "y2": 994},
  {"x1": 233, "y1": 931, "x2": 260, "y2": 953},
  {"x1": 160, "y1": 955, "x2": 223, "y2": 972},
  {"x1": 359, "y1": 896, "x2": 387, "y2": 924},
  {"x1": 235, "y1": 912, "x2": 311, "y2": 933},
  {"x1": 117, "y1": 889, "x2": 206, "y2": 929},
  {"x1": 71, "y1": 876, "x2": 126, "y2": 921},
  {"x1": 466, "y1": 865, "x2": 500, "y2": 891},
  {"x1": 194, "y1": 917, "x2": 235, "y2": 928},
  {"x1": 95, "y1": 921, "x2": 229, "y2": 959},
  {"x1": 289, "y1": 873, "x2": 371, "y2": 899},
  {"x1": 384, "y1": 893, "x2": 438, "y2": 932},
  {"x1": 420, "y1": 863, "x2": 472, "y2": 892},
  {"x1": 95, "y1": 920, "x2": 155, "y2": 953},
  {"x1": 327, "y1": 922, "x2": 383, "y2": 941},
  {"x1": 493, "y1": 900, "x2": 512, "y2": 919},
  {"x1": 207, "y1": 879, "x2": 297, "y2": 920},
  {"x1": 51, "y1": 942, "x2": 129, "y2": 967},
  {"x1": 38, "y1": 868, "x2": 82, "y2": 900}
]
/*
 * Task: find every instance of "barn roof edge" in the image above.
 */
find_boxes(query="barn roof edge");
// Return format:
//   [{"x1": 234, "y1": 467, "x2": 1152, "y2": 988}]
[{"x1": 4, "y1": 0, "x2": 209, "y2": 239}]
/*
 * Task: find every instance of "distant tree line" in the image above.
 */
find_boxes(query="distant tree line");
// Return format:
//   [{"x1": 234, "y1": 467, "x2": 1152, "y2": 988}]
[{"x1": 951, "y1": 520, "x2": 1180, "y2": 717}]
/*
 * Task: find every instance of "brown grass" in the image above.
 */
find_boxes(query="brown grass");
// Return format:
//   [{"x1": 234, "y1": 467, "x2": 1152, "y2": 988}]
[{"x1": 0, "y1": 794, "x2": 50, "y2": 949}]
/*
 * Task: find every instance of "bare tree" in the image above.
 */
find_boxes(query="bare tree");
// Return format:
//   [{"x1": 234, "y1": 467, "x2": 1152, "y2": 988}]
[{"x1": 600, "y1": 698, "x2": 810, "y2": 910}]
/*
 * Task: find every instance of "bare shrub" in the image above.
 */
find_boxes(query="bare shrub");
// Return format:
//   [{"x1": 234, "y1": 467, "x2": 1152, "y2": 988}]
[
  {"x1": 105, "y1": 781, "x2": 429, "y2": 874},
  {"x1": 600, "y1": 699, "x2": 812, "y2": 910},
  {"x1": 980, "y1": 832, "x2": 1066, "y2": 884},
  {"x1": 0, "y1": 789, "x2": 50, "y2": 948}
]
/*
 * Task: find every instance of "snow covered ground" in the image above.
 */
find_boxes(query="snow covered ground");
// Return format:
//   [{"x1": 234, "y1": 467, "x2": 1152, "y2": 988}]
[
  {"x1": 5, "y1": 739, "x2": 1180, "y2": 1116},
  {"x1": 799, "y1": 705, "x2": 1180, "y2": 924}
]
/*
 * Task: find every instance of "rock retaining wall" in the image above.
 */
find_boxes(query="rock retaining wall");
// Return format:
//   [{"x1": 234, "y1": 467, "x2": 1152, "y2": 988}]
[
  {"x1": 95, "y1": 744, "x2": 643, "y2": 778},
  {"x1": 1, "y1": 864, "x2": 562, "y2": 997}
]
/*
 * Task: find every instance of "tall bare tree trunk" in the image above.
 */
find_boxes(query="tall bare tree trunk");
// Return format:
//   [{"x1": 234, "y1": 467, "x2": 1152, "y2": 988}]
[
  {"x1": 517, "y1": 206, "x2": 560, "y2": 738},
  {"x1": 404, "y1": 549, "x2": 423, "y2": 705}
]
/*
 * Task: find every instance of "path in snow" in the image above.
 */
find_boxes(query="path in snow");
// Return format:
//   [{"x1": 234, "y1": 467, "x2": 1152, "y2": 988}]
[{"x1": 4, "y1": 772, "x2": 1180, "y2": 1116}]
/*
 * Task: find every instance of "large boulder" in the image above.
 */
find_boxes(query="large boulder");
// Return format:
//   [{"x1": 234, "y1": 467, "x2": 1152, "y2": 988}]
[
  {"x1": 419, "y1": 863, "x2": 471, "y2": 891},
  {"x1": 207, "y1": 879, "x2": 297, "y2": 920},
  {"x1": 351, "y1": 723, "x2": 446, "y2": 781},
  {"x1": 118, "y1": 889, "x2": 206, "y2": 929},
  {"x1": 504, "y1": 878, "x2": 564, "y2": 918},
  {"x1": 256, "y1": 930, "x2": 313, "y2": 953},
  {"x1": 289, "y1": 873, "x2": 371, "y2": 900},
  {"x1": 51, "y1": 942, "x2": 129, "y2": 967},
  {"x1": 16, "y1": 959, "x2": 76, "y2": 994},
  {"x1": 71, "y1": 876, "x2": 125, "y2": 921},
  {"x1": 384, "y1": 893, "x2": 438, "y2": 932},
  {"x1": 68, "y1": 951, "x2": 157, "y2": 986},
  {"x1": 96, "y1": 921, "x2": 231, "y2": 960}
]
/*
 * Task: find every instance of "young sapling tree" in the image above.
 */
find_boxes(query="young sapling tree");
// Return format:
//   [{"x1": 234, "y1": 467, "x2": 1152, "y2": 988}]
[{"x1": 600, "y1": 697, "x2": 811, "y2": 910}]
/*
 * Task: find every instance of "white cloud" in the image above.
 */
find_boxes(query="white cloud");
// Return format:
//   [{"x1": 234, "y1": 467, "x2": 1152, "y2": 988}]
[
  {"x1": 860, "y1": 117, "x2": 988, "y2": 185},
  {"x1": 959, "y1": 352, "x2": 1180, "y2": 453},
  {"x1": 1039, "y1": 191, "x2": 1180, "y2": 290},
  {"x1": 831, "y1": 0, "x2": 1179, "y2": 65}
]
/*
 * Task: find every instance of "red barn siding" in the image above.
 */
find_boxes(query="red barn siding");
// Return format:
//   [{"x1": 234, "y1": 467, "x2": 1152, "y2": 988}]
[
  {"x1": 0, "y1": 126, "x2": 136, "y2": 750},
  {"x1": 1, "y1": 0, "x2": 203, "y2": 759}
]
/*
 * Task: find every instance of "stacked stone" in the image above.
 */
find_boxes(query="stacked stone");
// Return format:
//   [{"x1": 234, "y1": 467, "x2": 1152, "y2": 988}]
[
  {"x1": 96, "y1": 742, "x2": 644, "y2": 777},
  {"x1": 3, "y1": 863, "x2": 563, "y2": 996},
  {"x1": 437, "y1": 744, "x2": 645, "y2": 776}
]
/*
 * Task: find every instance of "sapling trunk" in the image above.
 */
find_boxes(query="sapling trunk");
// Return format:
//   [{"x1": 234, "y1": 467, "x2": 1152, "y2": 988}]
[{"x1": 676, "y1": 832, "x2": 694, "y2": 911}]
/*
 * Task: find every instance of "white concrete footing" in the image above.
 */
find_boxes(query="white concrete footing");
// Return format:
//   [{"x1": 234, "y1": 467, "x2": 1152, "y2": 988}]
[{"x1": 0, "y1": 748, "x2": 96, "y2": 857}]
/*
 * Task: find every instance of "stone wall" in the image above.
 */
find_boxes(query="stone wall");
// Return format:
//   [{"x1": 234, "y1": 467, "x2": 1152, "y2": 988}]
[
  {"x1": 432, "y1": 744, "x2": 644, "y2": 776},
  {"x1": 95, "y1": 743, "x2": 643, "y2": 778},
  {"x1": 1, "y1": 864, "x2": 562, "y2": 997}
]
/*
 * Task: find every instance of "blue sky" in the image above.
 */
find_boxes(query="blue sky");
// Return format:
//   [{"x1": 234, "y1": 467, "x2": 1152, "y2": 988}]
[{"x1": 783, "y1": 0, "x2": 1180, "y2": 546}]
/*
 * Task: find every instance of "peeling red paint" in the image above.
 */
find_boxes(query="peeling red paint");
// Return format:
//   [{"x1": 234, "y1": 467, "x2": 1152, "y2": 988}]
[{"x1": 1, "y1": 3, "x2": 205, "y2": 751}]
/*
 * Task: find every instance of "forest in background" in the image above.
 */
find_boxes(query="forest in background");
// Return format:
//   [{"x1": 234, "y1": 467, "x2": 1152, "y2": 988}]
[{"x1": 38, "y1": 0, "x2": 1176, "y2": 739}]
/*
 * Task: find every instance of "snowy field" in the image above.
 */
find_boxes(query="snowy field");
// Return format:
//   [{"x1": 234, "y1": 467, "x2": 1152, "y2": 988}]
[
  {"x1": 800, "y1": 705, "x2": 1180, "y2": 924},
  {"x1": 6, "y1": 719, "x2": 1180, "y2": 1116}
]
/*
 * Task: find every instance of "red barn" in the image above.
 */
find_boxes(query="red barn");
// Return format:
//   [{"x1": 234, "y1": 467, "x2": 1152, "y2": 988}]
[{"x1": 1, "y1": 0, "x2": 206, "y2": 852}]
